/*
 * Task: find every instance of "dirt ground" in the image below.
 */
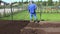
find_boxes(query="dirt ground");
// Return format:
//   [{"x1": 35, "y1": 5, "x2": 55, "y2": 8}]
[{"x1": 0, "y1": 20, "x2": 60, "y2": 34}]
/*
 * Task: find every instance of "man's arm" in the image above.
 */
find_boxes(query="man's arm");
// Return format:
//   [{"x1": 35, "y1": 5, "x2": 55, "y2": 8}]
[{"x1": 35, "y1": 4, "x2": 37, "y2": 10}]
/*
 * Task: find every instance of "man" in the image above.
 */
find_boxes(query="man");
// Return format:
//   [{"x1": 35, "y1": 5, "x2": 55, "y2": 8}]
[{"x1": 28, "y1": 1, "x2": 37, "y2": 23}]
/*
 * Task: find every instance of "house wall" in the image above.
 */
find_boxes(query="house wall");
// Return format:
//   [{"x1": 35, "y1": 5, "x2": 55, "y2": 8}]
[{"x1": 1, "y1": 3, "x2": 4, "y2": 6}]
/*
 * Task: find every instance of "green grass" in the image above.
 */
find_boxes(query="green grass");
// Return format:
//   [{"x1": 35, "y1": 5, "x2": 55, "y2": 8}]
[
  {"x1": 41, "y1": 13, "x2": 60, "y2": 21},
  {"x1": 0, "y1": 10, "x2": 60, "y2": 21}
]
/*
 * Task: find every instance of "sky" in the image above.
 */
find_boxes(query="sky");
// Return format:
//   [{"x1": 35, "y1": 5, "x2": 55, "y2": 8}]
[{"x1": 2, "y1": 0, "x2": 59, "y2": 3}]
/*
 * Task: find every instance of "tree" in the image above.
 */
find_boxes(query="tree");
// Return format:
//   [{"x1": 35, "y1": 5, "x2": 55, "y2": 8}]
[
  {"x1": 0, "y1": 0, "x2": 2, "y2": 5},
  {"x1": 24, "y1": 0, "x2": 28, "y2": 4},
  {"x1": 42, "y1": 1, "x2": 46, "y2": 6},
  {"x1": 37, "y1": 0, "x2": 40, "y2": 7},
  {"x1": 22, "y1": 0, "x2": 23, "y2": 3},
  {"x1": 48, "y1": 0, "x2": 53, "y2": 6},
  {"x1": 59, "y1": 0, "x2": 60, "y2": 5},
  {"x1": 27, "y1": 0, "x2": 28, "y2": 2}
]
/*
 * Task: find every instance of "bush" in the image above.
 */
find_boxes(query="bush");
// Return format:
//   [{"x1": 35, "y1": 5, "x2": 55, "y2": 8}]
[
  {"x1": 0, "y1": 6, "x2": 4, "y2": 9},
  {"x1": 0, "y1": 13, "x2": 2, "y2": 18}
]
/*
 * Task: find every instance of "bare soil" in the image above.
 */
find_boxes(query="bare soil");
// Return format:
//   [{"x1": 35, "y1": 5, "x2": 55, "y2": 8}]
[{"x1": 0, "y1": 20, "x2": 60, "y2": 34}]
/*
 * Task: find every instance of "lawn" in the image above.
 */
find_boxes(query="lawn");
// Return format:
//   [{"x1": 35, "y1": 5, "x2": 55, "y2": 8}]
[{"x1": 0, "y1": 10, "x2": 60, "y2": 21}]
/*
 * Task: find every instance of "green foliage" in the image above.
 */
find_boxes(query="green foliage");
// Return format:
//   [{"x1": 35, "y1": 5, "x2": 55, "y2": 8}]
[
  {"x1": 0, "y1": 6, "x2": 4, "y2": 9},
  {"x1": 59, "y1": 0, "x2": 60, "y2": 5},
  {"x1": 0, "y1": 13, "x2": 2, "y2": 18},
  {"x1": 48, "y1": 0, "x2": 53, "y2": 6},
  {"x1": 42, "y1": 1, "x2": 47, "y2": 6}
]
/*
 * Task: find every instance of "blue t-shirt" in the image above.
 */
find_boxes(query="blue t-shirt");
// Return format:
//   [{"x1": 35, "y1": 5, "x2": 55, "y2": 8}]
[{"x1": 28, "y1": 4, "x2": 37, "y2": 14}]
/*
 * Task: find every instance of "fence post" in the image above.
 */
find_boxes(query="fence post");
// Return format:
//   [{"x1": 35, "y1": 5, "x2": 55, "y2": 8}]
[
  {"x1": 10, "y1": 3, "x2": 13, "y2": 20},
  {"x1": 3, "y1": 3, "x2": 6, "y2": 17},
  {"x1": 39, "y1": 2, "x2": 43, "y2": 22}
]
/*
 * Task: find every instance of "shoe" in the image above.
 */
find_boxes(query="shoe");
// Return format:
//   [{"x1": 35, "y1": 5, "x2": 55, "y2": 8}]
[
  {"x1": 34, "y1": 20, "x2": 39, "y2": 23},
  {"x1": 30, "y1": 20, "x2": 34, "y2": 23},
  {"x1": 35, "y1": 21, "x2": 38, "y2": 23}
]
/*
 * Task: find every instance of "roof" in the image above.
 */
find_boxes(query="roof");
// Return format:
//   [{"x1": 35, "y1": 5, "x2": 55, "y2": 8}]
[{"x1": 0, "y1": 1, "x2": 8, "y2": 4}]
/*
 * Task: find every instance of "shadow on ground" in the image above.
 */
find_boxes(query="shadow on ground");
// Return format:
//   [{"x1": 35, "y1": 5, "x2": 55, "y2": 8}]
[{"x1": 0, "y1": 20, "x2": 29, "y2": 34}]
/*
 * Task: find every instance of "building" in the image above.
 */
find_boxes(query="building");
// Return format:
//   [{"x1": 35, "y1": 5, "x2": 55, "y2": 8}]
[{"x1": 0, "y1": 1, "x2": 9, "y2": 6}]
